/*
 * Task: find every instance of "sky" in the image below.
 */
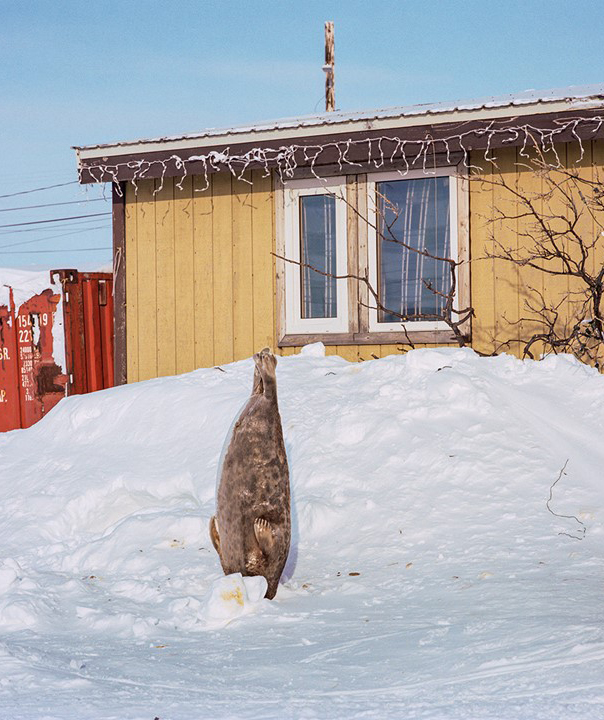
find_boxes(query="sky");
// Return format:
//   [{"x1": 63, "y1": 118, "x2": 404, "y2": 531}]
[{"x1": 2, "y1": 0, "x2": 604, "y2": 269}]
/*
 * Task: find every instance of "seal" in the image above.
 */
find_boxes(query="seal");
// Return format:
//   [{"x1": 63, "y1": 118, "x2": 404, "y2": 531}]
[{"x1": 210, "y1": 348, "x2": 290, "y2": 600}]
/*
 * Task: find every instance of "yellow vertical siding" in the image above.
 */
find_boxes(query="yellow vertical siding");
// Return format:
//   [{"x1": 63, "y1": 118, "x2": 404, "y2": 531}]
[
  {"x1": 120, "y1": 183, "x2": 138, "y2": 382},
  {"x1": 125, "y1": 171, "x2": 277, "y2": 379},
  {"x1": 565, "y1": 142, "x2": 593, "y2": 349},
  {"x1": 155, "y1": 178, "x2": 176, "y2": 377},
  {"x1": 232, "y1": 173, "x2": 255, "y2": 360},
  {"x1": 251, "y1": 170, "x2": 276, "y2": 352},
  {"x1": 492, "y1": 148, "x2": 520, "y2": 351},
  {"x1": 124, "y1": 183, "x2": 139, "y2": 382},
  {"x1": 335, "y1": 346, "x2": 360, "y2": 362},
  {"x1": 590, "y1": 141, "x2": 604, "y2": 281},
  {"x1": 378, "y1": 344, "x2": 401, "y2": 359},
  {"x1": 134, "y1": 180, "x2": 158, "y2": 381},
  {"x1": 212, "y1": 173, "x2": 234, "y2": 366},
  {"x1": 469, "y1": 153, "x2": 497, "y2": 354},
  {"x1": 358, "y1": 345, "x2": 381, "y2": 361},
  {"x1": 514, "y1": 147, "x2": 547, "y2": 358},
  {"x1": 174, "y1": 175, "x2": 196, "y2": 374},
  {"x1": 192, "y1": 174, "x2": 215, "y2": 368}
]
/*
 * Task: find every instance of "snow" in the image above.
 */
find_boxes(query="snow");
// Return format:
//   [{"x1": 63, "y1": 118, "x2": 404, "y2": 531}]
[
  {"x1": 1, "y1": 269, "x2": 47, "y2": 310},
  {"x1": 0, "y1": 266, "x2": 65, "y2": 372},
  {"x1": 0, "y1": 347, "x2": 603, "y2": 719}
]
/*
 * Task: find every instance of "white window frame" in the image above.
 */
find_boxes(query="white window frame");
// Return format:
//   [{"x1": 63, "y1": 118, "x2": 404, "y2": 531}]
[
  {"x1": 366, "y1": 167, "x2": 459, "y2": 333},
  {"x1": 283, "y1": 177, "x2": 349, "y2": 335}
]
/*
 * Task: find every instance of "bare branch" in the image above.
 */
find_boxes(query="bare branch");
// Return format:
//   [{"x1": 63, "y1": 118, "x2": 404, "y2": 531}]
[
  {"x1": 546, "y1": 460, "x2": 586, "y2": 540},
  {"x1": 474, "y1": 151, "x2": 604, "y2": 365}
]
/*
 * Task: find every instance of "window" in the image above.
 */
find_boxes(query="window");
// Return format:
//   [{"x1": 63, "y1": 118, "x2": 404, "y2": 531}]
[
  {"x1": 277, "y1": 166, "x2": 467, "y2": 345},
  {"x1": 367, "y1": 168, "x2": 459, "y2": 333},
  {"x1": 282, "y1": 178, "x2": 348, "y2": 334}
]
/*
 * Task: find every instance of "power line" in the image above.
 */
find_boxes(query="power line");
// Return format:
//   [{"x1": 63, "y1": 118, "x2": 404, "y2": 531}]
[
  {"x1": 0, "y1": 197, "x2": 108, "y2": 213},
  {"x1": 0, "y1": 246, "x2": 111, "y2": 255},
  {"x1": 0, "y1": 212, "x2": 111, "y2": 229},
  {"x1": 0, "y1": 217, "x2": 112, "y2": 235},
  {"x1": 0, "y1": 181, "x2": 79, "y2": 200},
  {"x1": 0, "y1": 224, "x2": 111, "y2": 250}
]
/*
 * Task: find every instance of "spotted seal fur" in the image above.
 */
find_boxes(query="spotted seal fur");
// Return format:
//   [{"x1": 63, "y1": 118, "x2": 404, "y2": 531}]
[{"x1": 210, "y1": 348, "x2": 290, "y2": 600}]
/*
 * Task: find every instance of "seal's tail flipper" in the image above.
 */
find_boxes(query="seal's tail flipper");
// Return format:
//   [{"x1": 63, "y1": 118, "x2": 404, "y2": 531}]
[
  {"x1": 209, "y1": 516, "x2": 221, "y2": 554},
  {"x1": 252, "y1": 349, "x2": 277, "y2": 400}
]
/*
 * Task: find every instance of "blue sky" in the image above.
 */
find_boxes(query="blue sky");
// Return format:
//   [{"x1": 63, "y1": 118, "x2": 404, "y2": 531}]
[{"x1": 2, "y1": 0, "x2": 603, "y2": 269}]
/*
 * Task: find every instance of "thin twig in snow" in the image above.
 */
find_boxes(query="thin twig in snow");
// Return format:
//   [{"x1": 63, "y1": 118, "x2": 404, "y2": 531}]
[{"x1": 546, "y1": 460, "x2": 586, "y2": 540}]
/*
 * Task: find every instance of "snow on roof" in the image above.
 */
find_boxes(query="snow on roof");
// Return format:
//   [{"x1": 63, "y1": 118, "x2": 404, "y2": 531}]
[{"x1": 75, "y1": 83, "x2": 604, "y2": 160}]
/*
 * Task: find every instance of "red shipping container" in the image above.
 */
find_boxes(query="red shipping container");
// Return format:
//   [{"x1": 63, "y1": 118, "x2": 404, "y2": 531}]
[
  {"x1": 0, "y1": 288, "x2": 21, "y2": 432},
  {"x1": 1, "y1": 268, "x2": 114, "y2": 432},
  {"x1": 50, "y1": 269, "x2": 114, "y2": 396}
]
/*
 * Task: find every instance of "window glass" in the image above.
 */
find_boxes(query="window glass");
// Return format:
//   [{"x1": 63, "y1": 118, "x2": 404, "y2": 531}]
[
  {"x1": 299, "y1": 194, "x2": 337, "y2": 319},
  {"x1": 377, "y1": 177, "x2": 451, "y2": 322}
]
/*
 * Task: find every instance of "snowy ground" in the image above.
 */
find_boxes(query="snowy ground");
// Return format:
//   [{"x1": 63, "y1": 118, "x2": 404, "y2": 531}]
[{"x1": 0, "y1": 346, "x2": 603, "y2": 719}]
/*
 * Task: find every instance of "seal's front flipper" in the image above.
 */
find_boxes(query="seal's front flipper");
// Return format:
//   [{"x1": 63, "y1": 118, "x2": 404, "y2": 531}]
[
  {"x1": 209, "y1": 515, "x2": 221, "y2": 554},
  {"x1": 254, "y1": 517, "x2": 275, "y2": 556}
]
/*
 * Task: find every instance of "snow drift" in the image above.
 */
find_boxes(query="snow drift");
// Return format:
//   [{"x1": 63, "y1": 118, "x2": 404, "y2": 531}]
[{"x1": 0, "y1": 346, "x2": 603, "y2": 719}]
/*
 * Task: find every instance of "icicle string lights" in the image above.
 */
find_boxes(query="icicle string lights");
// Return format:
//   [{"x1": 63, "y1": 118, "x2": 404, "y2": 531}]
[{"x1": 80, "y1": 116, "x2": 604, "y2": 195}]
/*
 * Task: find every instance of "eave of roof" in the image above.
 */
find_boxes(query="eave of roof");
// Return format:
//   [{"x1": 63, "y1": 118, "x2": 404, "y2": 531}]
[{"x1": 75, "y1": 84, "x2": 604, "y2": 163}]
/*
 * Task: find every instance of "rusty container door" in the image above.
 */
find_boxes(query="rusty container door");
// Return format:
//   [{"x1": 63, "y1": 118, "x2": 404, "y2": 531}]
[
  {"x1": 16, "y1": 290, "x2": 68, "y2": 428},
  {"x1": 51, "y1": 270, "x2": 114, "y2": 396},
  {"x1": 0, "y1": 288, "x2": 21, "y2": 432},
  {"x1": 1, "y1": 286, "x2": 67, "y2": 431}
]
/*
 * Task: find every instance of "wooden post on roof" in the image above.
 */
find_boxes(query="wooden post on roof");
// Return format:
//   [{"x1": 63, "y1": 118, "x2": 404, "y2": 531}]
[{"x1": 324, "y1": 21, "x2": 335, "y2": 112}]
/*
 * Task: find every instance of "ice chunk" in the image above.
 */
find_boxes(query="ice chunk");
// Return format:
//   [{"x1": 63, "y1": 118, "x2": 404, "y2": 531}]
[{"x1": 198, "y1": 574, "x2": 268, "y2": 628}]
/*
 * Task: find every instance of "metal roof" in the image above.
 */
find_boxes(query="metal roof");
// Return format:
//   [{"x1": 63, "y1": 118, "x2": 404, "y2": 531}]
[{"x1": 75, "y1": 84, "x2": 604, "y2": 160}]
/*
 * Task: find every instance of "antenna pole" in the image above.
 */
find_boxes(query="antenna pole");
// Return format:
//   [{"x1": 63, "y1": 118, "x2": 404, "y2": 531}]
[{"x1": 324, "y1": 21, "x2": 335, "y2": 112}]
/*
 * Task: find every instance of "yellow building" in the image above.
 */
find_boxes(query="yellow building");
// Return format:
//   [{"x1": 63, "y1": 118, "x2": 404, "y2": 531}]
[{"x1": 75, "y1": 85, "x2": 604, "y2": 383}]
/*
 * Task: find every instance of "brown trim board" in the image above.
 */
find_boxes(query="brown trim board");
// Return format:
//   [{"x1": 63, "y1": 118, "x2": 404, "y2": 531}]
[
  {"x1": 278, "y1": 330, "x2": 464, "y2": 347},
  {"x1": 112, "y1": 182, "x2": 127, "y2": 385}
]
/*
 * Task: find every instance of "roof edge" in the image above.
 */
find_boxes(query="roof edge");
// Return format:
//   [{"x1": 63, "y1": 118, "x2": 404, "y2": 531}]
[{"x1": 75, "y1": 84, "x2": 604, "y2": 162}]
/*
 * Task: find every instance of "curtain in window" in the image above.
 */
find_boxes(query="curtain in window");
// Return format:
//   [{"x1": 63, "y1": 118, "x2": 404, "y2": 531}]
[
  {"x1": 300, "y1": 194, "x2": 337, "y2": 319},
  {"x1": 377, "y1": 177, "x2": 451, "y2": 322}
]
